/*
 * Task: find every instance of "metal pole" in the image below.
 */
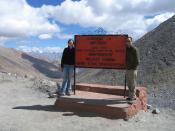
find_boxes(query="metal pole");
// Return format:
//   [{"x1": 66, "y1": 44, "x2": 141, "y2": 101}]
[
  {"x1": 123, "y1": 73, "x2": 126, "y2": 98},
  {"x1": 124, "y1": 35, "x2": 128, "y2": 98},
  {"x1": 74, "y1": 36, "x2": 76, "y2": 95},
  {"x1": 73, "y1": 66, "x2": 76, "y2": 95},
  {"x1": 124, "y1": 72, "x2": 126, "y2": 98}
]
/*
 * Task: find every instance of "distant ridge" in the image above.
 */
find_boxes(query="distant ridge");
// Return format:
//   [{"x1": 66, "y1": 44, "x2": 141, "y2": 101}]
[{"x1": 0, "y1": 46, "x2": 62, "y2": 79}]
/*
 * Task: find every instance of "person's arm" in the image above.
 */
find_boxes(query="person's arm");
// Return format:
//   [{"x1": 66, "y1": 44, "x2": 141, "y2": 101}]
[
  {"x1": 133, "y1": 47, "x2": 139, "y2": 69},
  {"x1": 61, "y1": 49, "x2": 66, "y2": 69}
]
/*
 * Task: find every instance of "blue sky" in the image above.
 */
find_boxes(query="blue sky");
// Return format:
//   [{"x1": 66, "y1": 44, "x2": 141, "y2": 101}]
[
  {"x1": 27, "y1": 0, "x2": 63, "y2": 7},
  {"x1": 0, "y1": 0, "x2": 174, "y2": 53}
]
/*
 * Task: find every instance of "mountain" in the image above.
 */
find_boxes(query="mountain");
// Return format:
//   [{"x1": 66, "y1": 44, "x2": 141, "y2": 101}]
[
  {"x1": 135, "y1": 15, "x2": 175, "y2": 85},
  {"x1": 28, "y1": 52, "x2": 62, "y2": 62},
  {"x1": 77, "y1": 15, "x2": 175, "y2": 86},
  {"x1": 0, "y1": 46, "x2": 62, "y2": 79}
]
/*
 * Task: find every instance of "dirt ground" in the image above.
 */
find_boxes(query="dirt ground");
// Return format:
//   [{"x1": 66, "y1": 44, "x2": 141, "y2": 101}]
[{"x1": 0, "y1": 77, "x2": 174, "y2": 131}]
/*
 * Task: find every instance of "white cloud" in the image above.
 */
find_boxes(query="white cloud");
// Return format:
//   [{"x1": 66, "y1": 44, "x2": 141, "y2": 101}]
[
  {"x1": 42, "y1": 0, "x2": 107, "y2": 27},
  {"x1": 145, "y1": 12, "x2": 175, "y2": 31},
  {"x1": 38, "y1": 34, "x2": 52, "y2": 39},
  {"x1": 41, "y1": 0, "x2": 175, "y2": 39},
  {"x1": 0, "y1": 0, "x2": 60, "y2": 38},
  {"x1": 17, "y1": 46, "x2": 63, "y2": 53},
  {"x1": 0, "y1": 0, "x2": 175, "y2": 42}
]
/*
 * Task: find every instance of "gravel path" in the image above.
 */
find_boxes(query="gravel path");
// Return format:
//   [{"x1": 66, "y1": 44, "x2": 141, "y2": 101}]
[{"x1": 0, "y1": 78, "x2": 175, "y2": 131}]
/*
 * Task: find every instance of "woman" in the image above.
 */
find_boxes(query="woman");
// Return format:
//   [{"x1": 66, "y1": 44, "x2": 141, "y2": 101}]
[{"x1": 60, "y1": 39, "x2": 75, "y2": 96}]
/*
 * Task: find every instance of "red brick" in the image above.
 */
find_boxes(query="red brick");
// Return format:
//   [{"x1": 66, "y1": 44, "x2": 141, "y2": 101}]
[{"x1": 55, "y1": 83, "x2": 147, "y2": 119}]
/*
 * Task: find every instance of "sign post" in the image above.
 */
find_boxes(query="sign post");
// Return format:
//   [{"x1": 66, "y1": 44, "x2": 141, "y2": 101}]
[{"x1": 74, "y1": 35, "x2": 128, "y2": 95}]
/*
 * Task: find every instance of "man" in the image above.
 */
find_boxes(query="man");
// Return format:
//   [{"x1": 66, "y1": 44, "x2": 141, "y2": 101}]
[
  {"x1": 126, "y1": 37, "x2": 139, "y2": 101},
  {"x1": 59, "y1": 39, "x2": 75, "y2": 96}
]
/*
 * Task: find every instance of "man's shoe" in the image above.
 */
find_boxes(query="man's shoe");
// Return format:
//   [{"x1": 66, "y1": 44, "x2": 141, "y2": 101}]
[
  {"x1": 126, "y1": 97, "x2": 131, "y2": 101},
  {"x1": 126, "y1": 97, "x2": 136, "y2": 101}
]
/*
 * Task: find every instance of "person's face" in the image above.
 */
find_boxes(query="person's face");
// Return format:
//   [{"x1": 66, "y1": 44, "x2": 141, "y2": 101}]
[
  {"x1": 68, "y1": 40, "x2": 74, "y2": 48},
  {"x1": 126, "y1": 38, "x2": 132, "y2": 47}
]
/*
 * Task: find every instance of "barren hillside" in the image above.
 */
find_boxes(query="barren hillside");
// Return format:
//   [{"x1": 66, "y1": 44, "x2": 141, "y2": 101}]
[{"x1": 0, "y1": 46, "x2": 62, "y2": 79}]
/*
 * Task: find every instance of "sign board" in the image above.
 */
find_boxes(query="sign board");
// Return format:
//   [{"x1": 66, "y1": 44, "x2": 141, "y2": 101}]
[{"x1": 75, "y1": 35, "x2": 128, "y2": 69}]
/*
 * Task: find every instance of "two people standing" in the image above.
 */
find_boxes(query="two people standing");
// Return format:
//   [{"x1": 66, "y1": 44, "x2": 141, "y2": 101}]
[{"x1": 59, "y1": 36, "x2": 139, "y2": 101}]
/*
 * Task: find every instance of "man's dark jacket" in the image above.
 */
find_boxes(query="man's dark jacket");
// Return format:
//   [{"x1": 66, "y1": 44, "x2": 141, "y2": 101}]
[
  {"x1": 126, "y1": 45, "x2": 139, "y2": 70},
  {"x1": 61, "y1": 47, "x2": 75, "y2": 68}
]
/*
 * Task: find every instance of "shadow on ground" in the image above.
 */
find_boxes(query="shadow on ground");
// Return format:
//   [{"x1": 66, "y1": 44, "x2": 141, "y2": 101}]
[
  {"x1": 13, "y1": 105, "x2": 57, "y2": 112},
  {"x1": 12, "y1": 100, "x2": 127, "y2": 120},
  {"x1": 12, "y1": 105, "x2": 108, "y2": 118}
]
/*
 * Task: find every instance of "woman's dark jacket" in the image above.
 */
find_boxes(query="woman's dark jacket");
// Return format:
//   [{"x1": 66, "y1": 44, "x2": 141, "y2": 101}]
[{"x1": 61, "y1": 47, "x2": 75, "y2": 68}]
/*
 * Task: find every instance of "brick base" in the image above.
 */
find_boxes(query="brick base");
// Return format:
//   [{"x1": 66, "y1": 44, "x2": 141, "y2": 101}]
[{"x1": 54, "y1": 83, "x2": 147, "y2": 119}]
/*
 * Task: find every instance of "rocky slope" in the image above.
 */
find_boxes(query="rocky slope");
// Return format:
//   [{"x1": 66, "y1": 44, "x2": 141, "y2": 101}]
[
  {"x1": 136, "y1": 15, "x2": 175, "y2": 85},
  {"x1": 0, "y1": 46, "x2": 62, "y2": 79}
]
